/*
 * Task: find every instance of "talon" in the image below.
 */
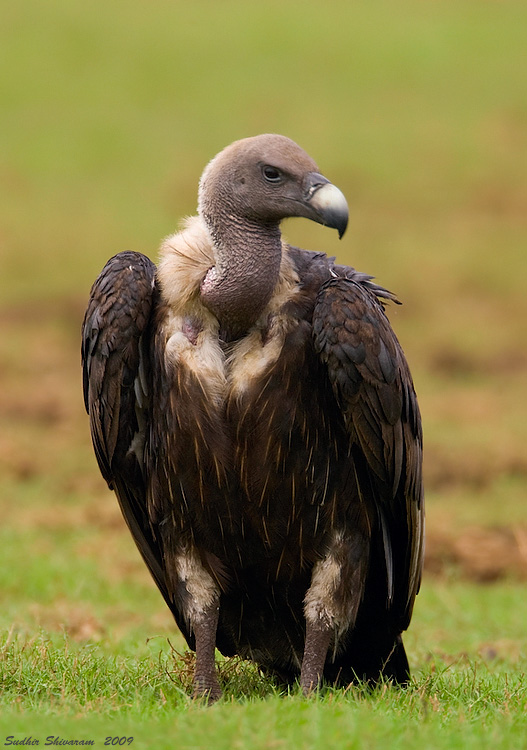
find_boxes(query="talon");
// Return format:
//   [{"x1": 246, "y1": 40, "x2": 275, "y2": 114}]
[{"x1": 193, "y1": 679, "x2": 222, "y2": 704}]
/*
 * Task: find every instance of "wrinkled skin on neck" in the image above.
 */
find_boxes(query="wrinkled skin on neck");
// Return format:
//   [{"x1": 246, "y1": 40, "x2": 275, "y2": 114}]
[{"x1": 199, "y1": 203, "x2": 283, "y2": 342}]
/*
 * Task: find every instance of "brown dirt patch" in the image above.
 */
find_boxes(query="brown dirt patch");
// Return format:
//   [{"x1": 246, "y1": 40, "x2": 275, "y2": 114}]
[
  {"x1": 425, "y1": 525, "x2": 527, "y2": 582},
  {"x1": 28, "y1": 600, "x2": 107, "y2": 641}
]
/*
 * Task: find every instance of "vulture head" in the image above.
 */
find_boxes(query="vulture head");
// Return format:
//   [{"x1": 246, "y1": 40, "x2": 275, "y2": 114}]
[
  {"x1": 198, "y1": 134, "x2": 348, "y2": 236},
  {"x1": 197, "y1": 134, "x2": 349, "y2": 340}
]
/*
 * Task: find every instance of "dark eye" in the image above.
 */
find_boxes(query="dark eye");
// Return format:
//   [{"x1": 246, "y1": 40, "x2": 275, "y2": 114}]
[{"x1": 262, "y1": 165, "x2": 282, "y2": 183}]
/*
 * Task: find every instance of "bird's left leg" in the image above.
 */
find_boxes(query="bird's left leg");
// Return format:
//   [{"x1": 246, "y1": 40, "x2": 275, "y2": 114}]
[
  {"x1": 300, "y1": 616, "x2": 333, "y2": 695},
  {"x1": 301, "y1": 530, "x2": 369, "y2": 695}
]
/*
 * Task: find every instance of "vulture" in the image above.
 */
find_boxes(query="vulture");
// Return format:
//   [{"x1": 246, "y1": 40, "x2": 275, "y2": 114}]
[{"x1": 82, "y1": 134, "x2": 424, "y2": 700}]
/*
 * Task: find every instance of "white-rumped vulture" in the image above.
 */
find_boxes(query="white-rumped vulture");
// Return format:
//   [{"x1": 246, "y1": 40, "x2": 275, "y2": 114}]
[{"x1": 82, "y1": 134, "x2": 424, "y2": 700}]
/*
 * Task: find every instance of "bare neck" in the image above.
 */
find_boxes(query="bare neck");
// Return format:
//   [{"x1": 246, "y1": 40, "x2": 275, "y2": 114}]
[{"x1": 200, "y1": 209, "x2": 283, "y2": 341}]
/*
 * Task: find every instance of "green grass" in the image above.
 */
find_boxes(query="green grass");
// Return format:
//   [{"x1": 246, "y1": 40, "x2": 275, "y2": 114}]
[
  {"x1": 1, "y1": 0, "x2": 527, "y2": 746},
  {"x1": 1, "y1": 580, "x2": 526, "y2": 746},
  {"x1": 1, "y1": 631, "x2": 526, "y2": 749}
]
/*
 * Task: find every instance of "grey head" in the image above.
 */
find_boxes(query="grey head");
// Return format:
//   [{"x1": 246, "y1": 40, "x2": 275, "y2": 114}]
[
  {"x1": 198, "y1": 133, "x2": 348, "y2": 237},
  {"x1": 197, "y1": 134, "x2": 349, "y2": 340}
]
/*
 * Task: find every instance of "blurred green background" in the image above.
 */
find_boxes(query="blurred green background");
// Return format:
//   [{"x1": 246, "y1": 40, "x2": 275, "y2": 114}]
[{"x1": 1, "y1": 0, "x2": 526, "y2": 655}]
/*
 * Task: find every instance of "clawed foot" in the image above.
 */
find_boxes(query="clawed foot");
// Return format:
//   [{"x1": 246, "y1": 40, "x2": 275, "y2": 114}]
[
  {"x1": 193, "y1": 676, "x2": 222, "y2": 704},
  {"x1": 299, "y1": 668, "x2": 322, "y2": 697}
]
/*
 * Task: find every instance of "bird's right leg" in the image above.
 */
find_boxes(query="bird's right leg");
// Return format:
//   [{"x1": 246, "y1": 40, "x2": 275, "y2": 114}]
[
  {"x1": 175, "y1": 550, "x2": 222, "y2": 702},
  {"x1": 192, "y1": 597, "x2": 221, "y2": 701}
]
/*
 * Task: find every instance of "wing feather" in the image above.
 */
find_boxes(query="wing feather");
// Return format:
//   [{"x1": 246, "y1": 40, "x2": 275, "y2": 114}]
[
  {"x1": 313, "y1": 275, "x2": 424, "y2": 628},
  {"x1": 81, "y1": 252, "x2": 175, "y2": 608}
]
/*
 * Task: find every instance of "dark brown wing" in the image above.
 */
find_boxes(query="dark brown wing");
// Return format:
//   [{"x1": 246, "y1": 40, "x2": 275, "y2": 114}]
[
  {"x1": 313, "y1": 274, "x2": 424, "y2": 632},
  {"x1": 81, "y1": 252, "x2": 173, "y2": 609}
]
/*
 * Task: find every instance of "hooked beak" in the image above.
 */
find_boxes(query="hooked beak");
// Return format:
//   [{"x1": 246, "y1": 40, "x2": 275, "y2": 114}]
[{"x1": 304, "y1": 172, "x2": 349, "y2": 238}]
